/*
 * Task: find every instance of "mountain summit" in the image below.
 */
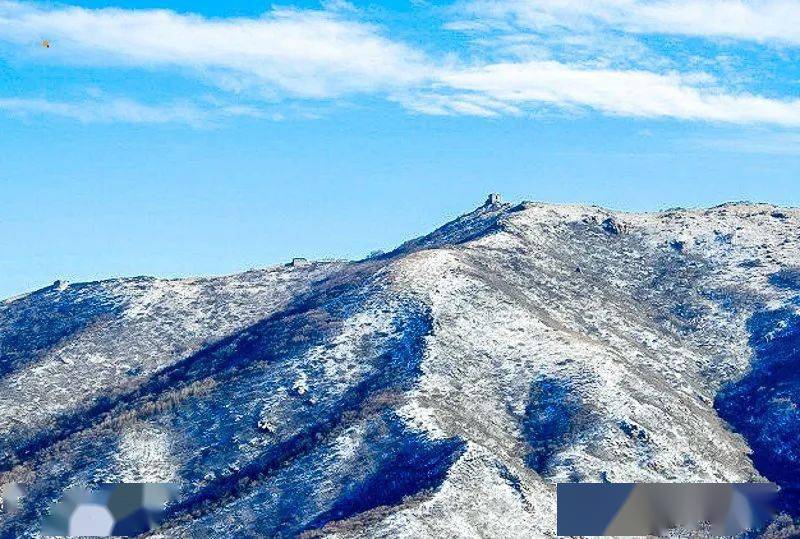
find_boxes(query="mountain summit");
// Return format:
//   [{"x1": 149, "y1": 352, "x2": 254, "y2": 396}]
[{"x1": 2, "y1": 199, "x2": 799, "y2": 537}]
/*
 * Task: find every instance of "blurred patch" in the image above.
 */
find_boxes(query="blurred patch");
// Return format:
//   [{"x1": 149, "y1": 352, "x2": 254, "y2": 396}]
[
  {"x1": 557, "y1": 483, "x2": 779, "y2": 536},
  {"x1": 40, "y1": 483, "x2": 178, "y2": 537},
  {"x1": 1, "y1": 482, "x2": 26, "y2": 514}
]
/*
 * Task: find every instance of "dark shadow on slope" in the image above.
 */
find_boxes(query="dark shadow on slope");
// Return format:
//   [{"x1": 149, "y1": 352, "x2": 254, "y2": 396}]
[
  {"x1": 0, "y1": 269, "x2": 367, "y2": 472},
  {"x1": 168, "y1": 411, "x2": 464, "y2": 538},
  {"x1": 0, "y1": 283, "x2": 122, "y2": 379},
  {"x1": 161, "y1": 300, "x2": 440, "y2": 531},
  {"x1": 521, "y1": 377, "x2": 590, "y2": 475},
  {"x1": 0, "y1": 268, "x2": 379, "y2": 536},
  {"x1": 769, "y1": 268, "x2": 800, "y2": 291},
  {"x1": 714, "y1": 282, "x2": 800, "y2": 516},
  {"x1": 370, "y1": 201, "x2": 529, "y2": 261},
  {"x1": 301, "y1": 411, "x2": 465, "y2": 535},
  {"x1": 0, "y1": 271, "x2": 446, "y2": 538}
]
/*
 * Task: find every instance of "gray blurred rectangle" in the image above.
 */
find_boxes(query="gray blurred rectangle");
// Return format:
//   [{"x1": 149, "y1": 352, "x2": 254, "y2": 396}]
[
  {"x1": 557, "y1": 483, "x2": 779, "y2": 536},
  {"x1": 40, "y1": 483, "x2": 179, "y2": 537}
]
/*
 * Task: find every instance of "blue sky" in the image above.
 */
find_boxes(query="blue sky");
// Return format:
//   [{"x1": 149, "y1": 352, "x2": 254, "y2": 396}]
[{"x1": 1, "y1": 0, "x2": 799, "y2": 298}]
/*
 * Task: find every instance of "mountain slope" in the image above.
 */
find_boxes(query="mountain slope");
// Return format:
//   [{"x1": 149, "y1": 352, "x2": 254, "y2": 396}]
[{"x1": 1, "y1": 198, "x2": 799, "y2": 538}]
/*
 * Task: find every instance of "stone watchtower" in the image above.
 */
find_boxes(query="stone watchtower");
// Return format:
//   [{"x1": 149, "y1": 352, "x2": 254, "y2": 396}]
[
  {"x1": 485, "y1": 193, "x2": 501, "y2": 206},
  {"x1": 53, "y1": 280, "x2": 69, "y2": 291}
]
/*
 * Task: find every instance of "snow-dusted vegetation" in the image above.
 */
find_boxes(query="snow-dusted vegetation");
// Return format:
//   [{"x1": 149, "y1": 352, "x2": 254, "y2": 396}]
[{"x1": 1, "y1": 198, "x2": 799, "y2": 537}]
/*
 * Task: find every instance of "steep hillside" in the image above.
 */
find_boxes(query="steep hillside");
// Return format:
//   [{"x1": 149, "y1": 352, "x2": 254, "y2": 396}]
[{"x1": 1, "y1": 198, "x2": 799, "y2": 538}]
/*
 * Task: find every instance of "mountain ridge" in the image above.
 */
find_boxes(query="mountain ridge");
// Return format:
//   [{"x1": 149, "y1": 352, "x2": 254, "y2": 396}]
[
  {"x1": 1, "y1": 197, "x2": 799, "y2": 537},
  {"x1": 8, "y1": 198, "x2": 797, "y2": 303}
]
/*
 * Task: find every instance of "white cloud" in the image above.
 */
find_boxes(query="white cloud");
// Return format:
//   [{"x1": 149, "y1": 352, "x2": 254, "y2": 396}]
[
  {"x1": 1, "y1": 1, "x2": 800, "y2": 128},
  {"x1": 0, "y1": 1, "x2": 431, "y2": 98},
  {"x1": 628, "y1": 0, "x2": 800, "y2": 44},
  {"x1": 396, "y1": 91, "x2": 523, "y2": 117},
  {"x1": 429, "y1": 61, "x2": 800, "y2": 126},
  {"x1": 453, "y1": 0, "x2": 800, "y2": 45}
]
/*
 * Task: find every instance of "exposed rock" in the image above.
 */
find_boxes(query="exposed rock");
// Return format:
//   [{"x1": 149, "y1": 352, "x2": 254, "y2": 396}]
[
  {"x1": 257, "y1": 417, "x2": 276, "y2": 434},
  {"x1": 601, "y1": 216, "x2": 628, "y2": 235},
  {"x1": 291, "y1": 374, "x2": 309, "y2": 396}
]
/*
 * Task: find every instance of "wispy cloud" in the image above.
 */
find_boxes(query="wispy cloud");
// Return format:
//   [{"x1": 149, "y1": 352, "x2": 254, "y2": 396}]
[
  {"x1": 1, "y1": 0, "x2": 800, "y2": 128},
  {"x1": 451, "y1": 0, "x2": 800, "y2": 46},
  {"x1": 0, "y1": 1, "x2": 431, "y2": 98},
  {"x1": 425, "y1": 61, "x2": 800, "y2": 125},
  {"x1": 0, "y1": 96, "x2": 269, "y2": 125},
  {"x1": 396, "y1": 91, "x2": 523, "y2": 117}
]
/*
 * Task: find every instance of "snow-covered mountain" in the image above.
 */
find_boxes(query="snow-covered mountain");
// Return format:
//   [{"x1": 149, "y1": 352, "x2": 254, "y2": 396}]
[{"x1": 1, "y1": 197, "x2": 799, "y2": 538}]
